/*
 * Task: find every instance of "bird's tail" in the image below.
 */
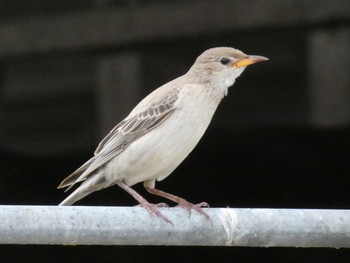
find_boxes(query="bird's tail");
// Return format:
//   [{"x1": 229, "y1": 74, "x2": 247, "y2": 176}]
[
  {"x1": 58, "y1": 171, "x2": 107, "y2": 206},
  {"x1": 58, "y1": 185, "x2": 92, "y2": 206}
]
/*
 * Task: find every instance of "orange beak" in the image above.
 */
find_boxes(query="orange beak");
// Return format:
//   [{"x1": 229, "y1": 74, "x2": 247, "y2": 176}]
[{"x1": 232, "y1": 55, "x2": 269, "y2": 68}]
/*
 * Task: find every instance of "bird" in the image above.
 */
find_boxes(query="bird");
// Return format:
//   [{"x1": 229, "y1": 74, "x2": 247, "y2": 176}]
[{"x1": 58, "y1": 47, "x2": 268, "y2": 224}]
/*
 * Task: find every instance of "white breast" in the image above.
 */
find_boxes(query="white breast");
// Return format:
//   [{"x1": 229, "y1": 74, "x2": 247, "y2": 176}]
[{"x1": 105, "y1": 83, "x2": 222, "y2": 186}]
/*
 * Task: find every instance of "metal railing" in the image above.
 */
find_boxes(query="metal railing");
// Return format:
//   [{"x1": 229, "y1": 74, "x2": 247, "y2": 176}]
[{"x1": 1, "y1": 206, "x2": 349, "y2": 247}]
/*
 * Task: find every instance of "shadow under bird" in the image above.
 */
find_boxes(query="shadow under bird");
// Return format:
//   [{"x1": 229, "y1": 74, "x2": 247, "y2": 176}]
[{"x1": 58, "y1": 47, "x2": 268, "y2": 224}]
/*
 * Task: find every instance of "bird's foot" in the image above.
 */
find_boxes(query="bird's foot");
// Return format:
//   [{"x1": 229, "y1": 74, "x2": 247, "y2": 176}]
[
  {"x1": 141, "y1": 202, "x2": 173, "y2": 225},
  {"x1": 176, "y1": 199, "x2": 211, "y2": 221},
  {"x1": 144, "y1": 186, "x2": 211, "y2": 223},
  {"x1": 116, "y1": 181, "x2": 172, "y2": 225}
]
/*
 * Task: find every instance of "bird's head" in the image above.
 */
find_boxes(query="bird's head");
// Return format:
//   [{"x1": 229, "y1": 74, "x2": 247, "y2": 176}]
[{"x1": 188, "y1": 47, "x2": 268, "y2": 96}]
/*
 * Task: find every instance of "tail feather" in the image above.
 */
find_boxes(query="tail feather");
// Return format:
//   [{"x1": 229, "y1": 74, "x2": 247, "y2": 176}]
[
  {"x1": 58, "y1": 181, "x2": 94, "y2": 206},
  {"x1": 57, "y1": 157, "x2": 96, "y2": 190},
  {"x1": 59, "y1": 189, "x2": 91, "y2": 206},
  {"x1": 58, "y1": 171, "x2": 107, "y2": 206}
]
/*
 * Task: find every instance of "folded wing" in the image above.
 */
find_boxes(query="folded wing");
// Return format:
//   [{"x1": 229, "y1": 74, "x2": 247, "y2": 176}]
[{"x1": 58, "y1": 87, "x2": 180, "y2": 191}]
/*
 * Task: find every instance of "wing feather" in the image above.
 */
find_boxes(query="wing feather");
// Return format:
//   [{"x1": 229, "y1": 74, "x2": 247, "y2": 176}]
[{"x1": 58, "y1": 87, "x2": 180, "y2": 190}]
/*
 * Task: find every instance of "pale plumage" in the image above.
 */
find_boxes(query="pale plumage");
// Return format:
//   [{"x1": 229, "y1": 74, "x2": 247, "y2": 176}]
[
  {"x1": 59, "y1": 85, "x2": 180, "y2": 192},
  {"x1": 58, "y1": 47, "x2": 268, "y2": 223}
]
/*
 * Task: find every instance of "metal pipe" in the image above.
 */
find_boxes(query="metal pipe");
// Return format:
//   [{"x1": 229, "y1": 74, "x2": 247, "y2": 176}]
[{"x1": 0, "y1": 206, "x2": 349, "y2": 247}]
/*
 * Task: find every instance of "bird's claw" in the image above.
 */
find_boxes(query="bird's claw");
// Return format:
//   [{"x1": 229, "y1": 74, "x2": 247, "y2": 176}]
[
  {"x1": 140, "y1": 202, "x2": 173, "y2": 225},
  {"x1": 176, "y1": 200, "x2": 211, "y2": 222}
]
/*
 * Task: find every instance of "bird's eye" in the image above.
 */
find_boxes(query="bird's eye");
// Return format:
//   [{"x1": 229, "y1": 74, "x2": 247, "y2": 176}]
[{"x1": 220, "y1": 57, "x2": 231, "y2": 65}]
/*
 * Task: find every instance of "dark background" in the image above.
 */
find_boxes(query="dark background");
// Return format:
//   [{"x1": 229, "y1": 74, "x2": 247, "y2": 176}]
[{"x1": 0, "y1": 0, "x2": 350, "y2": 262}]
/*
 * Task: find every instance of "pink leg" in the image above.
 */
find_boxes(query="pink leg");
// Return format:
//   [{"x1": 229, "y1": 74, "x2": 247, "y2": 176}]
[
  {"x1": 144, "y1": 186, "x2": 211, "y2": 221},
  {"x1": 116, "y1": 181, "x2": 172, "y2": 225}
]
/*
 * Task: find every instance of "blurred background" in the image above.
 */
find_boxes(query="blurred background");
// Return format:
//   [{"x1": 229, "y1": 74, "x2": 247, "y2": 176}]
[{"x1": 0, "y1": 0, "x2": 350, "y2": 262}]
